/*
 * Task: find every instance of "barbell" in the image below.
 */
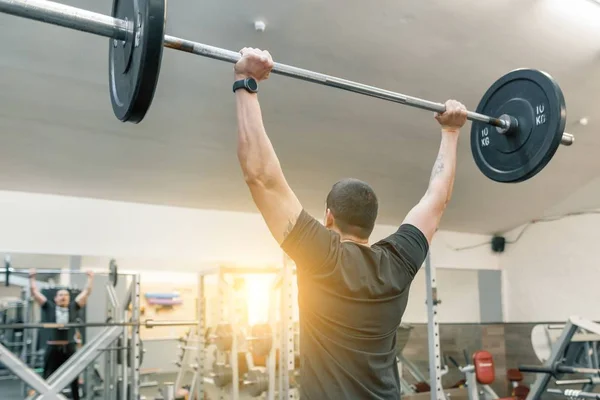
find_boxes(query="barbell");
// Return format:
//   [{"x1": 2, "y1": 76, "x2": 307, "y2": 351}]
[
  {"x1": 4, "y1": 257, "x2": 119, "y2": 287},
  {"x1": 0, "y1": 0, "x2": 574, "y2": 183},
  {"x1": 547, "y1": 389, "x2": 600, "y2": 399},
  {"x1": 519, "y1": 364, "x2": 600, "y2": 377},
  {"x1": 0, "y1": 318, "x2": 198, "y2": 330}
]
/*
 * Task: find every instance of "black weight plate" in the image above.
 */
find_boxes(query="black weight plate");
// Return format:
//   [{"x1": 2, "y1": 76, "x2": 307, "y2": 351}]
[
  {"x1": 109, "y1": 0, "x2": 165, "y2": 123},
  {"x1": 470, "y1": 69, "x2": 566, "y2": 183}
]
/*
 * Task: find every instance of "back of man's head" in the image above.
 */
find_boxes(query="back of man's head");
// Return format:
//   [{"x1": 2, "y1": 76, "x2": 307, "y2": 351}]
[{"x1": 325, "y1": 178, "x2": 378, "y2": 239}]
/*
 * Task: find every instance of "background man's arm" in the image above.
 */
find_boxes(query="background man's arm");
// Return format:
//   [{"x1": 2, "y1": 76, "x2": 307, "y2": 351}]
[
  {"x1": 234, "y1": 48, "x2": 302, "y2": 244},
  {"x1": 75, "y1": 271, "x2": 94, "y2": 307},
  {"x1": 29, "y1": 269, "x2": 47, "y2": 306},
  {"x1": 402, "y1": 100, "x2": 467, "y2": 244}
]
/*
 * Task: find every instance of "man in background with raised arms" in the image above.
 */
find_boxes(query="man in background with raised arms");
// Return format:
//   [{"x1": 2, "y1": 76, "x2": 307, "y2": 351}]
[{"x1": 29, "y1": 269, "x2": 94, "y2": 400}]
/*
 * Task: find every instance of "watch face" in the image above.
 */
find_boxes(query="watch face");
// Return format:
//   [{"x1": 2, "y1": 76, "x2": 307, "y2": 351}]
[{"x1": 246, "y1": 78, "x2": 258, "y2": 91}]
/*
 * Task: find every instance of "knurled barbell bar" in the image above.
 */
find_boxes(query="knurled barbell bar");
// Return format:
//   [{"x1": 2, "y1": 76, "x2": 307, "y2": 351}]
[
  {"x1": 5, "y1": 257, "x2": 119, "y2": 287},
  {"x1": 519, "y1": 364, "x2": 600, "y2": 377},
  {"x1": 547, "y1": 389, "x2": 600, "y2": 399},
  {"x1": 0, "y1": 0, "x2": 574, "y2": 183}
]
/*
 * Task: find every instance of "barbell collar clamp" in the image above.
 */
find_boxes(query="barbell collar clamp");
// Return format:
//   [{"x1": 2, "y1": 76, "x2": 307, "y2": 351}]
[
  {"x1": 561, "y1": 132, "x2": 574, "y2": 146},
  {"x1": 495, "y1": 114, "x2": 517, "y2": 135}
]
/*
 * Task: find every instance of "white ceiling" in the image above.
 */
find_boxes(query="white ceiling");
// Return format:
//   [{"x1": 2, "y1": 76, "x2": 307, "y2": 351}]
[{"x1": 0, "y1": 0, "x2": 599, "y2": 234}]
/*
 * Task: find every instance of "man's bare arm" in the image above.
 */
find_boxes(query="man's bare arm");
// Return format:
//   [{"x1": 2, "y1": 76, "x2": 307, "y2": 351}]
[
  {"x1": 75, "y1": 271, "x2": 94, "y2": 307},
  {"x1": 29, "y1": 269, "x2": 47, "y2": 306},
  {"x1": 402, "y1": 100, "x2": 467, "y2": 244},
  {"x1": 234, "y1": 48, "x2": 302, "y2": 244}
]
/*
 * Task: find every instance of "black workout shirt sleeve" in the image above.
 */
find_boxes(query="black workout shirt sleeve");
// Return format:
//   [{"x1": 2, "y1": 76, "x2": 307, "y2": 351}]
[
  {"x1": 373, "y1": 224, "x2": 429, "y2": 279},
  {"x1": 281, "y1": 209, "x2": 339, "y2": 275}
]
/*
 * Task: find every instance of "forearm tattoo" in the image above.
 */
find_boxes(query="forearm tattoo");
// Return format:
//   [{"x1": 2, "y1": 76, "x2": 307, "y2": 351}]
[{"x1": 430, "y1": 153, "x2": 445, "y2": 182}]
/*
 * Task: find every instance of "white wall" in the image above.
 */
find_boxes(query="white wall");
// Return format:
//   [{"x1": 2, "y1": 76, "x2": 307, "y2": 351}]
[
  {"x1": 402, "y1": 267, "x2": 481, "y2": 323},
  {"x1": 4, "y1": 191, "x2": 595, "y2": 325},
  {"x1": 0, "y1": 190, "x2": 498, "y2": 271},
  {"x1": 0, "y1": 190, "x2": 499, "y2": 323},
  {"x1": 501, "y1": 212, "x2": 600, "y2": 322}
]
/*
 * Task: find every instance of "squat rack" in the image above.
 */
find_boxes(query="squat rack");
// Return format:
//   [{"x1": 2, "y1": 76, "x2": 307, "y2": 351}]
[
  {"x1": 174, "y1": 260, "x2": 298, "y2": 400},
  {"x1": 0, "y1": 265, "x2": 199, "y2": 400},
  {"x1": 0, "y1": 274, "x2": 140, "y2": 400},
  {"x1": 425, "y1": 253, "x2": 449, "y2": 400}
]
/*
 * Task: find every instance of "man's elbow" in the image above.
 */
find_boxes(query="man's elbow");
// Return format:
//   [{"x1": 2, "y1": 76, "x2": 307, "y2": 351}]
[{"x1": 243, "y1": 169, "x2": 283, "y2": 190}]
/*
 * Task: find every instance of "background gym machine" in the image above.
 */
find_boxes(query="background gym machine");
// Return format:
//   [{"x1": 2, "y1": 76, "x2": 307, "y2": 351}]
[
  {"x1": 171, "y1": 258, "x2": 299, "y2": 400},
  {"x1": 0, "y1": 268, "x2": 144, "y2": 400},
  {"x1": 519, "y1": 316, "x2": 600, "y2": 400}
]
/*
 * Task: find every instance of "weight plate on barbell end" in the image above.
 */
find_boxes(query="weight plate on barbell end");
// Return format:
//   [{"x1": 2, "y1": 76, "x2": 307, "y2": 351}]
[
  {"x1": 470, "y1": 69, "x2": 567, "y2": 183},
  {"x1": 109, "y1": 0, "x2": 165, "y2": 123},
  {"x1": 109, "y1": 259, "x2": 118, "y2": 287}
]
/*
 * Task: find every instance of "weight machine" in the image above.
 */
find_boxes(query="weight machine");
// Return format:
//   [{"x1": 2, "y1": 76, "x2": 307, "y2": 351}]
[
  {"x1": 519, "y1": 316, "x2": 600, "y2": 400},
  {"x1": 448, "y1": 350, "x2": 523, "y2": 400}
]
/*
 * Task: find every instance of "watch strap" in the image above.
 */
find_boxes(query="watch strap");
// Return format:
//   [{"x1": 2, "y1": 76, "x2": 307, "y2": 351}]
[
  {"x1": 232, "y1": 79, "x2": 247, "y2": 93},
  {"x1": 232, "y1": 77, "x2": 258, "y2": 93}
]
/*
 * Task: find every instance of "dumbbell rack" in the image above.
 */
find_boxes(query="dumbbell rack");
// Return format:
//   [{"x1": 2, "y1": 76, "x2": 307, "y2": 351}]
[{"x1": 174, "y1": 329, "x2": 201, "y2": 396}]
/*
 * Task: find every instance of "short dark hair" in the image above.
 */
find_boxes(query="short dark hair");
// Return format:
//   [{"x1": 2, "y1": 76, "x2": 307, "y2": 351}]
[{"x1": 325, "y1": 178, "x2": 378, "y2": 239}]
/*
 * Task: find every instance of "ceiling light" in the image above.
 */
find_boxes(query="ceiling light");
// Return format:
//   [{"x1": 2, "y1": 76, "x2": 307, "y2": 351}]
[{"x1": 254, "y1": 21, "x2": 266, "y2": 32}]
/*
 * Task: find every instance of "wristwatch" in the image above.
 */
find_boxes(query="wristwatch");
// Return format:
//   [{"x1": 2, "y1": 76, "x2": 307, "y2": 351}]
[{"x1": 233, "y1": 77, "x2": 258, "y2": 94}]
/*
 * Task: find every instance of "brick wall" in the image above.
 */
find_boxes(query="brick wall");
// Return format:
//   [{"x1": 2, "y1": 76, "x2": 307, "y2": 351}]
[{"x1": 398, "y1": 323, "x2": 542, "y2": 396}]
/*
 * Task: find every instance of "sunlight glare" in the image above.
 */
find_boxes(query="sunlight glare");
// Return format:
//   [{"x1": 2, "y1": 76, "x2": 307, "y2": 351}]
[{"x1": 244, "y1": 274, "x2": 275, "y2": 326}]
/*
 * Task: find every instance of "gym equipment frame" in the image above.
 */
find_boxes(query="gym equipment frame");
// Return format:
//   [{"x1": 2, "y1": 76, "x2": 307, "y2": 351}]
[
  {"x1": 426, "y1": 253, "x2": 447, "y2": 400},
  {"x1": 0, "y1": 277, "x2": 140, "y2": 400},
  {"x1": 174, "y1": 262, "x2": 298, "y2": 400},
  {"x1": 519, "y1": 316, "x2": 600, "y2": 399}
]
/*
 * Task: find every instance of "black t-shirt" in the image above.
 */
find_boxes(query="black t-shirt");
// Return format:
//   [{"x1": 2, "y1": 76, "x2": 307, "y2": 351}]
[
  {"x1": 41, "y1": 300, "x2": 81, "y2": 343},
  {"x1": 281, "y1": 209, "x2": 429, "y2": 400}
]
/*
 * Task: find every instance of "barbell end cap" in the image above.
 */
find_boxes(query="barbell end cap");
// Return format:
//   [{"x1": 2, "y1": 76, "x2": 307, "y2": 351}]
[
  {"x1": 561, "y1": 132, "x2": 574, "y2": 146},
  {"x1": 495, "y1": 114, "x2": 518, "y2": 135}
]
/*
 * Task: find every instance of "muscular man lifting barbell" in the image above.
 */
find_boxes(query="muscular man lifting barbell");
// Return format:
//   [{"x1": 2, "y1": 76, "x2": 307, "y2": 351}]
[
  {"x1": 232, "y1": 47, "x2": 466, "y2": 400},
  {"x1": 29, "y1": 269, "x2": 94, "y2": 400}
]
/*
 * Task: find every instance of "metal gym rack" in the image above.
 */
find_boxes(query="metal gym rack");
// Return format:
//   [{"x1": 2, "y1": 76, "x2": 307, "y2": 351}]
[
  {"x1": 172, "y1": 259, "x2": 298, "y2": 400},
  {"x1": 0, "y1": 271, "x2": 143, "y2": 400},
  {"x1": 521, "y1": 316, "x2": 600, "y2": 399}
]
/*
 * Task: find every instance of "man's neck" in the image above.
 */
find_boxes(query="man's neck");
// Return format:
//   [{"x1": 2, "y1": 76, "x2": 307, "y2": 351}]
[{"x1": 340, "y1": 235, "x2": 369, "y2": 246}]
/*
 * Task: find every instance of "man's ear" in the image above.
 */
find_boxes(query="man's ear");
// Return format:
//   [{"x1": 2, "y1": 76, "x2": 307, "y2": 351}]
[{"x1": 324, "y1": 208, "x2": 334, "y2": 229}]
